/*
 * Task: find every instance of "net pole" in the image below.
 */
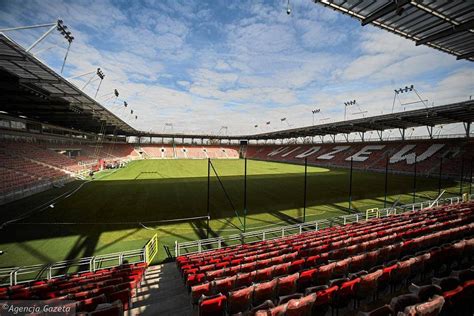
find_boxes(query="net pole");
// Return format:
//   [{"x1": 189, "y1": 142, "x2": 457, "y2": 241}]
[
  {"x1": 303, "y1": 157, "x2": 308, "y2": 222},
  {"x1": 349, "y1": 157, "x2": 353, "y2": 212},
  {"x1": 384, "y1": 155, "x2": 389, "y2": 208},
  {"x1": 459, "y1": 158, "x2": 464, "y2": 196},
  {"x1": 438, "y1": 157, "x2": 443, "y2": 196},
  {"x1": 413, "y1": 155, "x2": 417, "y2": 204},
  {"x1": 243, "y1": 157, "x2": 247, "y2": 232},
  {"x1": 207, "y1": 158, "x2": 210, "y2": 238}
]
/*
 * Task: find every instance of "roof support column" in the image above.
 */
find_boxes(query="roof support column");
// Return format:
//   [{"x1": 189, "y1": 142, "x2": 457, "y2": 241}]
[
  {"x1": 427, "y1": 126, "x2": 434, "y2": 139},
  {"x1": 464, "y1": 121, "x2": 471, "y2": 138},
  {"x1": 377, "y1": 130, "x2": 383, "y2": 141},
  {"x1": 359, "y1": 132, "x2": 365, "y2": 142},
  {"x1": 399, "y1": 128, "x2": 405, "y2": 140},
  {"x1": 330, "y1": 134, "x2": 336, "y2": 143},
  {"x1": 343, "y1": 133, "x2": 349, "y2": 142}
]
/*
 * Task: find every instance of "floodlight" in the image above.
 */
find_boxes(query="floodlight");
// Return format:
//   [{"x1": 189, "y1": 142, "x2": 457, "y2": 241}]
[
  {"x1": 56, "y1": 20, "x2": 74, "y2": 43},
  {"x1": 96, "y1": 68, "x2": 105, "y2": 79}
]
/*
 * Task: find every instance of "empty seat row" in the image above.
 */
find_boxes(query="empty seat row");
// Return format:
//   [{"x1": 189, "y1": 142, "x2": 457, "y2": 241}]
[
  {"x1": 185, "y1": 211, "x2": 473, "y2": 289},
  {"x1": 177, "y1": 203, "x2": 473, "y2": 269},
  {"x1": 0, "y1": 262, "x2": 147, "y2": 313},
  {"x1": 197, "y1": 238, "x2": 474, "y2": 316},
  {"x1": 192, "y1": 230, "x2": 473, "y2": 315},
  {"x1": 181, "y1": 202, "x2": 474, "y2": 315}
]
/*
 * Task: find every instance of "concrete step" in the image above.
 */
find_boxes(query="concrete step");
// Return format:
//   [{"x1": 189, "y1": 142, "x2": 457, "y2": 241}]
[{"x1": 127, "y1": 263, "x2": 193, "y2": 316}]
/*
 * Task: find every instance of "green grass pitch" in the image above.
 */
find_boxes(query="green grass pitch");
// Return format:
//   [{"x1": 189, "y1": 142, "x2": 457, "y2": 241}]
[{"x1": 0, "y1": 159, "x2": 464, "y2": 268}]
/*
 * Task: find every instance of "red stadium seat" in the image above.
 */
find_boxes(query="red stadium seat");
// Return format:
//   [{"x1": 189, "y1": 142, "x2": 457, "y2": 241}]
[
  {"x1": 272, "y1": 263, "x2": 290, "y2": 277},
  {"x1": 206, "y1": 269, "x2": 225, "y2": 281},
  {"x1": 276, "y1": 273, "x2": 299, "y2": 297},
  {"x1": 297, "y1": 268, "x2": 317, "y2": 292},
  {"x1": 253, "y1": 279, "x2": 278, "y2": 306},
  {"x1": 285, "y1": 293, "x2": 316, "y2": 316},
  {"x1": 316, "y1": 263, "x2": 336, "y2": 285},
  {"x1": 227, "y1": 286, "x2": 254, "y2": 315},
  {"x1": 255, "y1": 267, "x2": 274, "y2": 283},
  {"x1": 354, "y1": 270, "x2": 383, "y2": 307},
  {"x1": 187, "y1": 272, "x2": 206, "y2": 287},
  {"x1": 311, "y1": 285, "x2": 338, "y2": 316},
  {"x1": 198, "y1": 294, "x2": 227, "y2": 316},
  {"x1": 288, "y1": 259, "x2": 305, "y2": 274},
  {"x1": 212, "y1": 276, "x2": 236, "y2": 296},
  {"x1": 191, "y1": 283, "x2": 212, "y2": 305}
]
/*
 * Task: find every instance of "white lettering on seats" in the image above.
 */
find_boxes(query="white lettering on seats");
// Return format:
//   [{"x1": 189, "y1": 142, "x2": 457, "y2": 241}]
[
  {"x1": 295, "y1": 147, "x2": 321, "y2": 158},
  {"x1": 390, "y1": 144, "x2": 445, "y2": 164},
  {"x1": 268, "y1": 147, "x2": 289, "y2": 157},
  {"x1": 415, "y1": 144, "x2": 445, "y2": 163},
  {"x1": 317, "y1": 146, "x2": 350, "y2": 160},
  {"x1": 281, "y1": 147, "x2": 301, "y2": 157},
  {"x1": 345, "y1": 145, "x2": 385, "y2": 162}
]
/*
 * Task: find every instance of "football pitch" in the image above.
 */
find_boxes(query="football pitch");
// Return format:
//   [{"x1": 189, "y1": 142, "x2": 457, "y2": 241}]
[{"x1": 0, "y1": 159, "x2": 464, "y2": 268}]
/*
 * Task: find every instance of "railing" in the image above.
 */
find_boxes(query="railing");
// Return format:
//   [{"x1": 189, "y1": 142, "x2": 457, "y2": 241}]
[
  {"x1": 0, "y1": 234, "x2": 158, "y2": 286},
  {"x1": 144, "y1": 233, "x2": 159, "y2": 264},
  {"x1": 175, "y1": 194, "x2": 473, "y2": 257}
]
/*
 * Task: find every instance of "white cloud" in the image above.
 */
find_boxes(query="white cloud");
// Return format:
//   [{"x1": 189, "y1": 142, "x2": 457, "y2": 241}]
[{"x1": 1, "y1": 0, "x2": 472, "y2": 136}]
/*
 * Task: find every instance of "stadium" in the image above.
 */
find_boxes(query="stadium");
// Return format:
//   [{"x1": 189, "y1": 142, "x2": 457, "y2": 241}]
[{"x1": 0, "y1": 0, "x2": 473, "y2": 315}]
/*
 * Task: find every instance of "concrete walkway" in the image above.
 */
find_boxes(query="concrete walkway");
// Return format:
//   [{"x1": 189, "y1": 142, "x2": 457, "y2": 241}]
[{"x1": 127, "y1": 263, "x2": 193, "y2": 316}]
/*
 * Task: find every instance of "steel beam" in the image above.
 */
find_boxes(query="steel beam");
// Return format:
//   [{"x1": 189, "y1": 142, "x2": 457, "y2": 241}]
[
  {"x1": 416, "y1": 19, "x2": 474, "y2": 46},
  {"x1": 361, "y1": 0, "x2": 411, "y2": 26}
]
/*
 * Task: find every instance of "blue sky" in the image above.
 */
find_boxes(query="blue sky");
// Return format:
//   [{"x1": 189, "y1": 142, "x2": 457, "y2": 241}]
[{"x1": 0, "y1": 0, "x2": 472, "y2": 136}]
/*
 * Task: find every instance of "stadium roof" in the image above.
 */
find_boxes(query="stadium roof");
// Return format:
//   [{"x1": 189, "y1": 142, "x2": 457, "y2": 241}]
[
  {"x1": 314, "y1": 0, "x2": 474, "y2": 62},
  {"x1": 249, "y1": 100, "x2": 474, "y2": 140},
  {"x1": 0, "y1": 33, "x2": 136, "y2": 135}
]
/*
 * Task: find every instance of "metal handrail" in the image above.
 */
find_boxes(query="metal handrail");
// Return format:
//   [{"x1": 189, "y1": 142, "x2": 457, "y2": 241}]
[
  {"x1": 0, "y1": 248, "x2": 146, "y2": 286},
  {"x1": 175, "y1": 194, "x2": 472, "y2": 257}
]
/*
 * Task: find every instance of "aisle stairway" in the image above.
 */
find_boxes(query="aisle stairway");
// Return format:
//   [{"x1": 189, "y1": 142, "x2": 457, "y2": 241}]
[{"x1": 128, "y1": 263, "x2": 192, "y2": 315}]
